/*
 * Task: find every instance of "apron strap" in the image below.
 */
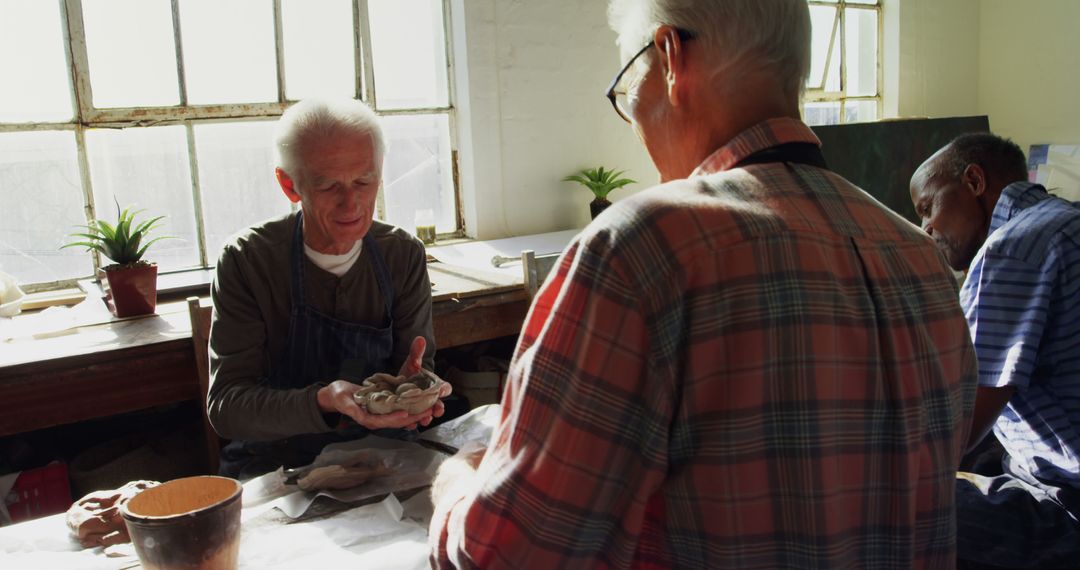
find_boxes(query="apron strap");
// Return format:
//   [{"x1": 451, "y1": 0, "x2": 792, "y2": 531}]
[
  {"x1": 362, "y1": 234, "x2": 396, "y2": 318},
  {"x1": 289, "y1": 210, "x2": 307, "y2": 313},
  {"x1": 734, "y1": 142, "x2": 829, "y2": 170}
]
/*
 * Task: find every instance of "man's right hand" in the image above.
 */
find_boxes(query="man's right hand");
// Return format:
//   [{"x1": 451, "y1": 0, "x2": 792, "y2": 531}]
[{"x1": 316, "y1": 379, "x2": 435, "y2": 430}]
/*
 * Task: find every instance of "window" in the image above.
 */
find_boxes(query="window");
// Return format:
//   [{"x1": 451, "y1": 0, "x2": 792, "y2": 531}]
[
  {"x1": 0, "y1": 0, "x2": 459, "y2": 291},
  {"x1": 804, "y1": 0, "x2": 881, "y2": 126}
]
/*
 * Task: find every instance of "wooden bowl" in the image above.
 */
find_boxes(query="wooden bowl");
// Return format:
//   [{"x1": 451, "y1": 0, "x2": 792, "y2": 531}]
[{"x1": 120, "y1": 476, "x2": 242, "y2": 570}]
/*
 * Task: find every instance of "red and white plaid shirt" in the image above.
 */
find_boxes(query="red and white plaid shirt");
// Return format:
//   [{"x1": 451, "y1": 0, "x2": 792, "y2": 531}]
[{"x1": 431, "y1": 118, "x2": 977, "y2": 569}]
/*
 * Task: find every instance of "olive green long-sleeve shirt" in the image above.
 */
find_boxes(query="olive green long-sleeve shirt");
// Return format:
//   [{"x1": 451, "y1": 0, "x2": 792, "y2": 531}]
[{"x1": 207, "y1": 212, "x2": 435, "y2": 441}]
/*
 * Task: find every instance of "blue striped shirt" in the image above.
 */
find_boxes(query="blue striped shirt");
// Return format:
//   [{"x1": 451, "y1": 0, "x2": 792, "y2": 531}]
[{"x1": 960, "y1": 182, "x2": 1080, "y2": 490}]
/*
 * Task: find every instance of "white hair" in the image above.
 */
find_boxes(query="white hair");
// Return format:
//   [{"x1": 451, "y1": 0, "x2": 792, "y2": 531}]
[
  {"x1": 608, "y1": 0, "x2": 811, "y2": 98},
  {"x1": 274, "y1": 98, "x2": 386, "y2": 183}
]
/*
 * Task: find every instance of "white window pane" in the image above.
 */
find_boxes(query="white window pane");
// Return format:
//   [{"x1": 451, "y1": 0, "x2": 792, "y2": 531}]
[
  {"x1": 844, "y1": 100, "x2": 878, "y2": 124},
  {"x1": 804, "y1": 102, "x2": 841, "y2": 126},
  {"x1": 807, "y1": 6, "x2": 836, "y2": 91},
  {"x1": 193, "y1": 120, "x2": 291, "y2": 256},
  {"x1": 0, "y1": 131, "x2": 91, "y2": 284},
  {"x1": 179, "y1": 0, "x2": 277, "y2": 105},
  {"x1": 824, "y1": 28, "x2": 841, "y2": 92},
  {"x1": 282, "y1": 0, "x2": 356, "y2": 100},
  {"x1": 368, "y1": 0, "x2": 449, "y2": 110},
  {"x1": 845, "y1": 8, "x2": 878, "y2": 97},
  {"x1": 86, "y1": 126, "x2": 199, "y2": 271},
  {"x1": 0, "y1": 0, "x2": 73, "y2": 122},
  {"x1": 847, "y1": 0, "x2": 878, "y2": 5},
  {"x1": 381, "y1": 114, "x2": 456, "y2": 234},
  {"x1": 82, "y1": 0, "x2": 180, "y2": 108}
]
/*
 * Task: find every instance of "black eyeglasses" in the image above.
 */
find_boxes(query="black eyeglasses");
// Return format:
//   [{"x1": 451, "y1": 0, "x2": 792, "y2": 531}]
[{"x1": 605, "y1": 29, "x2": 695, "y2": 123}]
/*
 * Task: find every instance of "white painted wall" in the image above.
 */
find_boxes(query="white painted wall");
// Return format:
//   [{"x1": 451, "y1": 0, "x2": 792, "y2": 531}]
[
  {"x1": 452, "y1": 0, "x2": 655, "y2": 239},
  {"x1": 978, "y1": 0, "x2": 1080, "y2": 154}
]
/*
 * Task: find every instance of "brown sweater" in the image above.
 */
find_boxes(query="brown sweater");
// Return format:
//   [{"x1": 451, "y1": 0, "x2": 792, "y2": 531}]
[{"x1": 207, "y1": 212, "x2": 434, "y2": 441}]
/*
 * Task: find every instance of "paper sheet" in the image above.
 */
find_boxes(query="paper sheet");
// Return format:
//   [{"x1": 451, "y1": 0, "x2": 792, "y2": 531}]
[
  {"x1": 0, "y1": 510, "x2": 138, "y2": 570},
  {"x1": 1044, "y1": 165, "x2": 1080, "y2": 201},
  {"x1": 0, "y1": 497, "x2": 431, "y2": 570},
  {"x1": 427, "y1": 229, "x2": 579, "y2": 274},
  {"x1": 244, "y1": 406, "x2": 502, "y2": 521},
  {"x1": 0, "y1": 297, "x2": 114, "y2": 342},
  {"x1": 252, "y1": 437, "x2": 442, "y2": 520},
  {"x1": 237, "y1": 494, "x2": 430, "y2": 569},
  {"x1": 419, "y1": 404, "x2": 501, "y2": 451},
  {"x1": 1030, "y1": 144, "x2": 1080, "y2": 201},
  {"x1": 0, "y1": 408, "x2": 505, "y2": 570}
]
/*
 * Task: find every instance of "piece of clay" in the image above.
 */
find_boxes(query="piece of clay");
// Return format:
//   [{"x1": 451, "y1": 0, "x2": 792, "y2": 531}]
[
  {"x1": 352, "y1": 369, "x2": 450, "y2": 415},
  {"x1": 296, "y1": 463, "x2": 391, "y2": 491},
  {"x1": 66, "y1": 480, "x2": 160, "y2": 549}
]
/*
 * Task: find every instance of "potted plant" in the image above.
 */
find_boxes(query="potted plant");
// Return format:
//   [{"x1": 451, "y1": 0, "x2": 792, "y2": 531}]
[
  {"x1": 62, "y1": 206, "x2": 173, "y2": 318},
  {"x1": 563, "y1": 166, "x2": 636, "y2": 219}
]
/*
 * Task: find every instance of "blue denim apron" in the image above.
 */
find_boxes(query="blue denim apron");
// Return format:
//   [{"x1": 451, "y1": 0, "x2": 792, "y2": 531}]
[{"x1": 219, "y1": 211, "x2": 397, "y2": 479}]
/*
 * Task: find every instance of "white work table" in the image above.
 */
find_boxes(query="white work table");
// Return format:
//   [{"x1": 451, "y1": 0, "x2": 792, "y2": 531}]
[{"x1": 0, "y1": 406, "x2": 500, "y2": 570}]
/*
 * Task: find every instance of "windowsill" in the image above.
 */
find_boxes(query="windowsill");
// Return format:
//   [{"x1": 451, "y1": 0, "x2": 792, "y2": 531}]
[
  {"x1": 424, "y1": 236, "x2": 473, "y2": 260},
  {"x1": 17, "y1": 236, "x2": 478, "y2": 312},
  {"x1": 75, "y1": 269, "x2": 214, "y2": 308}
]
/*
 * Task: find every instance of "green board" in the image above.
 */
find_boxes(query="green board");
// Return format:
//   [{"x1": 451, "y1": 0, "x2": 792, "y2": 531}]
[{"x1": 811, "y1": 116, "x2": 991, "y2": 224}]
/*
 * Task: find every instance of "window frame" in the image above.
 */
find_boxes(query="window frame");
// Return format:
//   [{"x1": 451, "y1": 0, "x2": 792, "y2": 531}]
[
  {"x1": 804, "y1": 0, "x2": 883, "y2": 124},
  {"x1": 0, "y1": 0, "x2": 462, "y2": 292}
]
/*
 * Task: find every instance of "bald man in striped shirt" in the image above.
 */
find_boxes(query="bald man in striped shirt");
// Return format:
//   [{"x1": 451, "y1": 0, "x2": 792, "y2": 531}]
[{"x1": 912, "y1": 133, "x2": 1080, "y2": 568}]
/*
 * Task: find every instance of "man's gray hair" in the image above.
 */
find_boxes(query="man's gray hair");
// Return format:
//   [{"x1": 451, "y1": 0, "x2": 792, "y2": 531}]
[
  {"x1": 274, "y1": 98, "x2": 386, "y2": 182},
  {"x1": 608, "y1": 0, "x2": 811, "y2": 98}
]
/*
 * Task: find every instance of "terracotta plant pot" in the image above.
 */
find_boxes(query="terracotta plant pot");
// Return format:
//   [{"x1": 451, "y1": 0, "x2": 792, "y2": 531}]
[
  {"x1": 121, "y1": 476, "x2": 242, "y2": 570},
  {"x1": 590, "y1": 198, "x2": 612, "y2": 219},
  {"x1": 98, "y1": 263, "x2": 158, "y2": 318}
]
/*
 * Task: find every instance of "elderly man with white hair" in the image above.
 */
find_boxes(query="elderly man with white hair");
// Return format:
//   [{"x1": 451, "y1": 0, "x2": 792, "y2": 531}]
[
  {"x1": 429, "y1": 0, "x2": 976, "y2": 567},
  {"x1": 208, "y1": 98, "x2": 449, "y2": 480}
]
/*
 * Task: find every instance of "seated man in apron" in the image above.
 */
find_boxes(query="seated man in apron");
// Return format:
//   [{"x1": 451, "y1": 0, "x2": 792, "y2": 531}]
[{"x1": 207, "y1": 98, "x2": 451, "y2": 480}]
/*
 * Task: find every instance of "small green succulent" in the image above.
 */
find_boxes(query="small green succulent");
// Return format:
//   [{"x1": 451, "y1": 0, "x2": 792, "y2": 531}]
[
  {"x1": 62, "y1": 205, "x2": 174, "y2": 267},
  {"x1": 563, "y1": 166, "x2": 636, "y2": 201}
]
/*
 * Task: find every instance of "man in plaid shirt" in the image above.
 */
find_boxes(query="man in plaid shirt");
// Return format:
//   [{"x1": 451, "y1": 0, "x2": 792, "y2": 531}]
[{"x1": 430, "y1": 0, "x2": 977, "y2": 567}]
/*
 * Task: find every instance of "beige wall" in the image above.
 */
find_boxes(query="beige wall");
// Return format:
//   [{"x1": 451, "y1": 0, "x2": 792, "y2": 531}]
[
  {"x1": 978, "y1": 0, "x2": 1080, "y2": 153},
  {"x1": 885, "y1": 0, "x2": 982, "y2": 119}
]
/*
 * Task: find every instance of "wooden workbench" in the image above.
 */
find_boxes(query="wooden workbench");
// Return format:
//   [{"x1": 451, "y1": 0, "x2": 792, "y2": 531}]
[{"x1": 0, "y1": 262, "x2": 529, "y2": 438}]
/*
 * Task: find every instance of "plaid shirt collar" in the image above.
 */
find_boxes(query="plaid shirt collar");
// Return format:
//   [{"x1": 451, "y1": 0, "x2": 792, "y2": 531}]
[{"x1": 691, "y1": 117, "x2": 823, "y2": 177}]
